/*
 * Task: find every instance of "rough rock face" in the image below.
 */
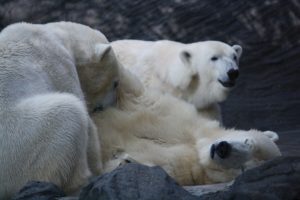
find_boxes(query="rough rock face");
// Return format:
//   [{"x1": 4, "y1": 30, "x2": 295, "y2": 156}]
[
  {"x1": 80, "y1": 157, "x2": 300, "y2": 200},
  {"x1": 13, "y1": 157, "x2": 300, "y2": 200},
  {"x1": 229, "y1": 157, "x2": 300, "y2": 200},
  {"x1": 78, "y1": 163, "x2": 198, "y2": 200},
  {"x1": 12, "y1": 181, "x2": 65, "y2": 200},
  {"x1": 201, "y1": 156, "x2": 300, "y2": 200}
]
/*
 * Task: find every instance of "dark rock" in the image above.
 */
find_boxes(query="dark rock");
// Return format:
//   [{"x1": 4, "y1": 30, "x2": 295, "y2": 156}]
[
  {"x1": 201, "y1": 156, "x2": 300, "y2": 200},
  {"x1": 78, "y1": 163, "x2": 198, "y2": 200},
  {"x1": 184, "y1": 183, "x2": 230, "y2": 196},
  {"x1": 12, "y1": 181, "x2": 66, "y2": 200},
  {"x1": 277, "y1": 130, "x2": 300, "y2": 156},
  {"x1": 11, "y1": 157, "x2": 300, "y2": 200}
]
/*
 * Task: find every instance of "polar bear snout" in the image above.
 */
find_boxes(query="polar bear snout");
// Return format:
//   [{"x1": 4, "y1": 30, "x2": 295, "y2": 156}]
[
  {"x1": 218, "y1": 69, "x2": 239, "y2": 88},
  {"x1": 227, "y1": 69, "x2": 239, "y2": 81},
  {"x1": 210, "y1": 141, "x2": 232, "y2": 159}
]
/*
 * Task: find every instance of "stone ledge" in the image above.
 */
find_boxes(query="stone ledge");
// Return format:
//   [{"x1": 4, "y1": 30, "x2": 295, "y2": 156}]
[{"x1": 13, "y1": 156, "x2": 300, "y2": 200}]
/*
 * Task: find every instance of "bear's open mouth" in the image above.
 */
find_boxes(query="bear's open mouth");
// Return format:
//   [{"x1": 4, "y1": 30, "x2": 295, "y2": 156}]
[{"x1": 218, "y1": 79, "x2": 235, "y2": 88}]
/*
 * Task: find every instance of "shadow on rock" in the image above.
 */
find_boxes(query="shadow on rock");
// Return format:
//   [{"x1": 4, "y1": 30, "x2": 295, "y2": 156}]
[
  {"x1": 201, "y1": 156, "x2": 300, "y2": 200},
  {"x1": 13, "y1": 156, "x2": 300, "y2": 200},
  {"x1": 12, "y1": 181, "x2": 66, "y2": 200},
  {"x1": 79, "y1": 163, "x2": 197, "y2": 200}
]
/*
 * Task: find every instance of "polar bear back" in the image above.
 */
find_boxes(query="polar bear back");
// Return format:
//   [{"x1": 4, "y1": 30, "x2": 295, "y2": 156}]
[
  {"x1": 0, "y1": 23, "x2": 84, "y2": 108},
  {"x1": 112, "y1": 40, "x2": 185, "y2": 82},
  {"x1": 0, "y1": 22, "x2": 111, "y2": 109}
]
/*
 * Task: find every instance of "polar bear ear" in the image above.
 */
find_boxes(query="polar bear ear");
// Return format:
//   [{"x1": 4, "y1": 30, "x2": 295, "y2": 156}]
[
  {"x1": 94, "y1": 43, "x2": 112, "y2": 61},
  {"x1": 262, "y1": 131, "x2": 279, "y2": 142},
  {"x1": 180, "y1": 50, "x2": 192, "y2": 65},
  {"x1": 232, "y1": 45, "x2": 243, "y2": 59}
]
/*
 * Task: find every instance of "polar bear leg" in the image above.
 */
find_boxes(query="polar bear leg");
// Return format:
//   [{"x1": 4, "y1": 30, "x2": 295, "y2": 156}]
[
  {"x1": 2, "y1": 93, "x2": 92, "y2": 196},
  {"x1": 87, "y1": 119, "x2": 102, "y2": 175}
]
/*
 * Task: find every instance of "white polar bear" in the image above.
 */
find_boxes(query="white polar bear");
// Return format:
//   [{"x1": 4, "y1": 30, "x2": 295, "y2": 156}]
[
  {"x1": 111, "y1": 40, "x2": 242, "y2": 120},
  {"x1": 92, "y1": 67, "x2": 281, "y2": 185},
  {"x1": 0, "y1": 22, "x2": 120, "y2": 199}
]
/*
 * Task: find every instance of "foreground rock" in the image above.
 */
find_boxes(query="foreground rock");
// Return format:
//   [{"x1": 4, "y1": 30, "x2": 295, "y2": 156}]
[
  {"x1": 12, "y1": 181, "x2": 65, "y2": 200},
  {"x1": 201, "y1": 156, "x2": 300, "y2": 200},
  {"x1": 78, "y1": 163, "x2": 197, "y2": 200},
  {"x1": 13, "y1": 156, "x2": 300, "y2": 200}
]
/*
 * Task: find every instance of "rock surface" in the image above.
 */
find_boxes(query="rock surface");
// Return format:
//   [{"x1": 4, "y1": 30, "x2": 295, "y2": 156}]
[
  {"x1": 12, "y1": 181, "x2": 66, "y2": 200},
  {"x1": 78, "y1": 163, "x2": 198, "y2": 200},
  {"x1": 201, "y1": 156, "x2": 300, "y2": 200},
  {"x1": 13, "y1": 157, "x2": 300, "y2": 200}
]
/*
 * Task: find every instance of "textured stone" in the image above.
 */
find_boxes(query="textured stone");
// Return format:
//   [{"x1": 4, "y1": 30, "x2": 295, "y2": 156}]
[
  {"x1": 78, "y1": 163, "x2": 198, "y2": 200},
  {"x1": 12, "y1": 157, "x2": 300, "y2": 200},
  {"x1": 12, "y1": 181, "x2": 66, "y2": 200},
  {"x1": 184, "y1": 183, "x2": 230, "y2": 196},
  {"x1": 201, "y1": 156, "x2": 300, "y2": 200}
]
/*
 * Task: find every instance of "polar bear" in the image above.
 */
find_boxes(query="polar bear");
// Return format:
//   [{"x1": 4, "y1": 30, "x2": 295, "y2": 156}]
[
  {"x1": 111, "y1": 40, "x2": 242, "y2": 120},
  {"x1": 0, "y1": 22, "x2": 120, "y2": 199},
  {"x1": 92, "y1": 67, "x2": 281, "y2": 185}
]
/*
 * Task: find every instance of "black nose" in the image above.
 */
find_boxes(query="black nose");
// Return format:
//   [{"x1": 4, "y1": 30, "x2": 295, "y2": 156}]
[
  {"x1": 215, "y1": 141, "x2": 232, "y2": 159},
  {"x1": 227, "y1": 69, "x2": 239, "y2": 81}
]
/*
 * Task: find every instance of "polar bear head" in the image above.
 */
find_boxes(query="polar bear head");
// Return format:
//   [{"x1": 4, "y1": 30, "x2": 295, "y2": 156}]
[
  {"x1": 197, "y1": 130, "x2": 281, "y2": 183},
  {"x1": 77, "y1": 44, "x2": 121, "y2": 113},
  {"x1": 172, "y1": 41, "x2": 242, "y2": 109}
]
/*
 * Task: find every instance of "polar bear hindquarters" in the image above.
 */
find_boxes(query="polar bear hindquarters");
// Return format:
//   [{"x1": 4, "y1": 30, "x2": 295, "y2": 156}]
[{"x1": 0, "y1": 93, "x2": 91, "y2": 198}]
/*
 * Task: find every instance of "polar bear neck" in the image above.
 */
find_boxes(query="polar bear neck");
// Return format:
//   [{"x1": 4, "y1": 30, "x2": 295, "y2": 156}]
[{"x1": 197, "y1": 104, "x2": 222, "y2": 122}]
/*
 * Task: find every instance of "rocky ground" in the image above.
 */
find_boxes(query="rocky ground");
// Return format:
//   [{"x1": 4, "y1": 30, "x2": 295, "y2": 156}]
[
  {"x1": 1, "y1": 0, "x2": 300, "y2": 199},
  {"x1": 12, "y1": 157, "x2": 300, "y2": 200}
]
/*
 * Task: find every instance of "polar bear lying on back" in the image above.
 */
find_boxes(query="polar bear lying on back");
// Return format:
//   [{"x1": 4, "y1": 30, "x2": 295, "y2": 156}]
[
  {"x1": 92, "y1": 67, "x2": 281, "y2": 185},
  {"x1": 111, "y1": 40, "x2": 242, "y2": 120},
  {"x1": 0, "y1": 22, "x2": 120, "y2": 199}
]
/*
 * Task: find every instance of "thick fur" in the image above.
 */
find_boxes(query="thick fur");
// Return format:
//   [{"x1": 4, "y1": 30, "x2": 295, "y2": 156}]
[
  {"x1": 0, "y1": 22, "x2": 120, "y2": 199},
  {"x1": 92, "y1": 67, "x2": 281, "y2": 185},
  {"x1": 111, "y1": 40, "x2": 242, "y2": 120}
]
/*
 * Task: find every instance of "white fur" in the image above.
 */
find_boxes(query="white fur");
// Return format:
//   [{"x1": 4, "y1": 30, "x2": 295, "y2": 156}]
[
  {"x1": 92, "y1": 68, "x2": 281, "y2": 185},
  {"x1": 111, "y1": 40, "x2": 242, "y2": 121},
  {"x1": 0, "y1": 22, "x2": 120, "y2": 199}
]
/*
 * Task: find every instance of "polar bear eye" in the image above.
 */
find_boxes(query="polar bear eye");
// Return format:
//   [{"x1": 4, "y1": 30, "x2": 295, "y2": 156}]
[
  {"x1": 183, "y1": 51, "x2": 191, "y2": 59},
  {"x1": 233, "y1": 55, "x2": 237, "y2": 61},
  {"x1": 211, "y1": 56, "x2": 218, "y2": 61}
]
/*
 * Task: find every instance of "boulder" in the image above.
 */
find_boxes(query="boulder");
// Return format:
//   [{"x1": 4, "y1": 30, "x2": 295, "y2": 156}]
[
  {"x1": 12, "y1": 181, "x2": 66, "y2": 200},
  {"x1": 78, "y1": 163, "x2": 198, "y2": 200},
  {"x1": 13, "y1": 157, "x2": 300, "y2": 200},
  {"x1": 201, "y1": 156, "x2": 300, "y2": 200}
]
